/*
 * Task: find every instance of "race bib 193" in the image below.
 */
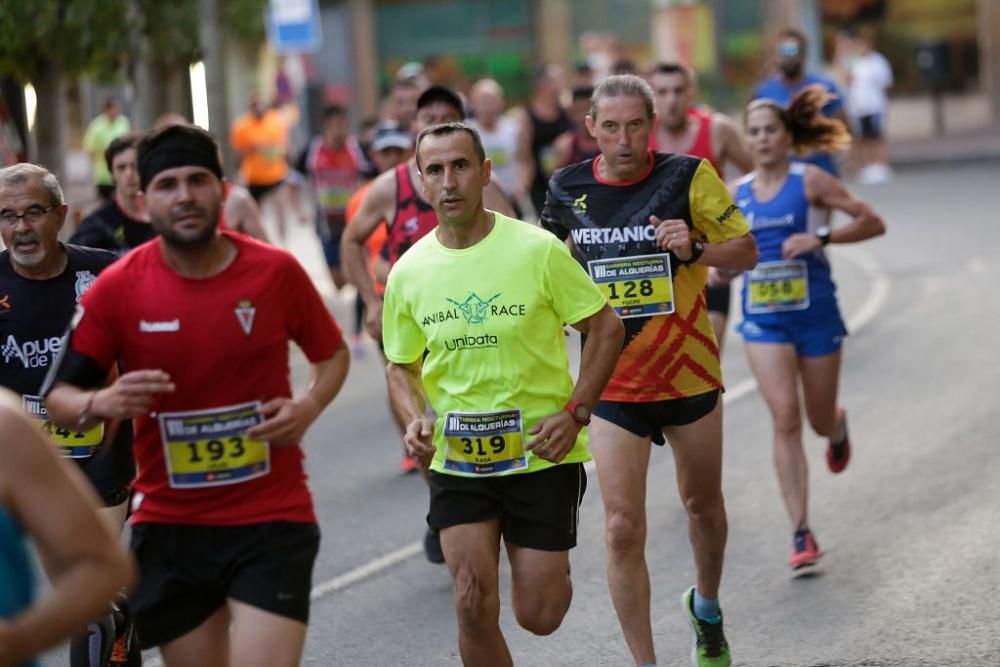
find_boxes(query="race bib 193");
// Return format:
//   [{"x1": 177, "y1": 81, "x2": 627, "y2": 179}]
[
  {"x1": 746, "y1": 260, "x2": 809, "y2": 314},
  {"x1": 158, "y1": 401, "x2": 269, "y2": 489},
  {"x1": 23, "y1": 394, "x2": 103, "y2": 459},
  {"x1": 588, "y1": 253, "x2": 675, "y2": 318},
  {"x1": 443, "y1": 409, "x2": 527, "y2": 475}
]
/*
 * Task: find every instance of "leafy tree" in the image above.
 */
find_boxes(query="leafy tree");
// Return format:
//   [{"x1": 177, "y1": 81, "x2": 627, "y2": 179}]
[
  {"x1": 0, "y1": 0, "x2": 270, "y2": 180},
  {"x1": 0, "y1": 0, "x2": 131, "y2": 179}
]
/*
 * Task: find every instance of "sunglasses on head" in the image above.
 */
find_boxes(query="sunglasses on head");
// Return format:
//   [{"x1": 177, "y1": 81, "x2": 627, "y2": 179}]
[{"x1": 777, "y1": 42, "x2": 801, "y2": 57}]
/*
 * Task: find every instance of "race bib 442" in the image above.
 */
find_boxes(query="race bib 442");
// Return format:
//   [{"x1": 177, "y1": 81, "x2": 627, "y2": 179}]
[{"x1": 23, "y1": 394, "x2": 103, "y2": 459}]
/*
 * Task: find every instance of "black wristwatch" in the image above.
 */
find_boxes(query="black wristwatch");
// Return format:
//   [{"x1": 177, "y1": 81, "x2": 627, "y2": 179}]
[
  {"x1": 816, "y1": 226, "x2": 832, "y2": 246},
  {"x1": 684, "y1": 240, "x2": 705, "y2": 265}
]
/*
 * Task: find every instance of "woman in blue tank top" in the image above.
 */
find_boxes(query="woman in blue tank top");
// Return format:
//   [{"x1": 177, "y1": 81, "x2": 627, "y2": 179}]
[
  {"x1": 0, "y1": 391, "x2": 133, "y2": 665},
  {"x1": 0, "y1": 507, "x2": 35, "y2": 667},
  {"x1": 727, "y1": 86, "x2": 886, "y2": 571}
]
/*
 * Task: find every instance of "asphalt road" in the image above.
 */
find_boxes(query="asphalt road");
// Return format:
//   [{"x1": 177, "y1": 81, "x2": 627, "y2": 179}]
[{"x1": 41, "y1": 163, "x2": 1000, "y2": 666}]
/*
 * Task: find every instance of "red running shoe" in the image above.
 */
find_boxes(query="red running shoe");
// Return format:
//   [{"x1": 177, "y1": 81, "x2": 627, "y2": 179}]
[
  {"x1": 826, "y1": 412, "x2": 851, "y2": 474},
  {"x1": 400, "y1": 454, "x2": 419, "y2": 474},
  {"x1": 789, "y1": 529, "x2": 822, "y2": 569}
]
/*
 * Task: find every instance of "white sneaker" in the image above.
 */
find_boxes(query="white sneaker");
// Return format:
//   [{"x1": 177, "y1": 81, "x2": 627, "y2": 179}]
[{"x1": 859, "y1": 163, "x2": 892, "y2": 184}]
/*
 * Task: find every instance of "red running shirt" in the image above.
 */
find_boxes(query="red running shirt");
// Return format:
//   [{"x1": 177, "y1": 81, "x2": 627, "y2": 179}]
[
  {"x1": 70, "y1": 231, "x2": 343, "y2": 525},
  {"x1": 649, "y1": 107, "x2": 723, "y2": 176},
  {"x1": 385, "y1": 163, "x2": 438, "y2": 265}
]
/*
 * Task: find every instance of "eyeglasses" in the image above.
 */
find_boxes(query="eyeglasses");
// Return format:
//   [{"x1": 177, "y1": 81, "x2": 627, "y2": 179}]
[{"x1": 0, "y1": 205, "x2": 56, "y2": 225}]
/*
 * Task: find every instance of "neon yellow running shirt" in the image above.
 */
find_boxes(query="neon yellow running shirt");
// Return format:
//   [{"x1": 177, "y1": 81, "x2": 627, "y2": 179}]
[{"x1": 382, "y1": 213, "x2": 607, "y2": 477}]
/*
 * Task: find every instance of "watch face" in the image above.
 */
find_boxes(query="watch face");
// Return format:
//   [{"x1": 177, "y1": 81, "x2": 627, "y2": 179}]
[{"x1": 574, "y1": 405, "x2": 591, "y2": 421}]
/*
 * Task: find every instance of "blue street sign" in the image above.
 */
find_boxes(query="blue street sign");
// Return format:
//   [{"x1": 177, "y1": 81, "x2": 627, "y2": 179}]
[{"x1": 267, "y1": 0, "x2": 323, "y2": 53}]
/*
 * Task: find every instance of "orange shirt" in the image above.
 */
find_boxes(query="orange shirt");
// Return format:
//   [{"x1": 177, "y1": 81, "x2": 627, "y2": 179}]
[{"x1": 230, "y1": 109, "x2": 290, "y2": 186}]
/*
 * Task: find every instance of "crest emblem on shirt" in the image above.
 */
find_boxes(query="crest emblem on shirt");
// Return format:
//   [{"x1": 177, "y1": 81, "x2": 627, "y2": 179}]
[
  {"x1": 0, "y1": 294, "x2": 9, "y2": 311},
  {"x1": 74, "y1": 271, "x2": 97, "y2": 303},
  {"x1": 235, "y1": 299, "x2": 256, "y2": 335},
  {"x1": 573, "y1": 194, "x2": 588, "y2": 213},
  {"x1": 447, "y1": 292, "x2": 501, "y2": 325}
]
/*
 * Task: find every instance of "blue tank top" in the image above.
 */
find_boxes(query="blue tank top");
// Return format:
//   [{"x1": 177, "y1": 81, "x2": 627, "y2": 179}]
[
  {"x1": 735, "y1": 163, "x2": 837, "y2": 322},
  {"x1": 0, "y1": 506, "x2": 37, "y2": 667}
]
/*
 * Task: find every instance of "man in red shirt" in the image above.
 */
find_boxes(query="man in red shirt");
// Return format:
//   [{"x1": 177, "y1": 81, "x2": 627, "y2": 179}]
[
  {"x1": 649, "y1": 62, "x2": 753, "y2": 349},
  {"x1": 293, "y1": 104, "x2": 368, "y2": 291},
  {"x1": 45, "y1": 124, "x2": 350, "y2": 666}
]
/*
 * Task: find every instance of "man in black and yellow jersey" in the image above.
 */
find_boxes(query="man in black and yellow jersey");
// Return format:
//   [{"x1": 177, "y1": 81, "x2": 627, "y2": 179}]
[{"x1": 542, "y1": 75, "x2": 758, "y2": 667}]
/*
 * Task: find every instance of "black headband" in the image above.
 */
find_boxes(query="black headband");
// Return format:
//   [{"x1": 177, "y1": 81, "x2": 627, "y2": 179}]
[{"x1": 138, "y1": 132, "x2": 223, "y2": 190}]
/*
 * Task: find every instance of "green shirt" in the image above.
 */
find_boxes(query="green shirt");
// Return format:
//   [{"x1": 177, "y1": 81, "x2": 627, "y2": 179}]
[
  {"x1": 82, "y1": 113, "x2": 131, "y2": 186},
  {"x1": 382, "y1": 213, "x2": 607, "y2": 477}
]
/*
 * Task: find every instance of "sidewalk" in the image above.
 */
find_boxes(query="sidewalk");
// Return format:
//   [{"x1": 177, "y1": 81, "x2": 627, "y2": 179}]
[
  {"x1": 889, "y1": 123, "x2": 1000, "y2": 167},
  {"x1": 885, "y1": 92, "x2": 1000, "y2": 167}
]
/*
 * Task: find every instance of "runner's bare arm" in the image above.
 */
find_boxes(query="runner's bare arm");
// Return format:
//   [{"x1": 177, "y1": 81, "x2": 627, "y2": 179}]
[
  {"x1": 779, "y1": 166, "x2": 886, "y2": 259},
  {"x1": 553, "y1": 132, "x2": 574, "y2": 169},
  {"x1": 515, "y1": 107, "x2": 536, "y2": 194},
  {"x1": 46, "y1": 370, "x2": 176, "y2": 430},
  {"x1": 653, "y1": 216, "x2": 758, "y2": 272},
  {"x1": 567, "y1": 304, "x2": 624, "y2": 408},
  {"x1": 805, "y1": 166, "x2": 886, "y2": 243},
  {"x1": 385, "y1": 358, "x2": 435, "y2": 466},
  {"x1": 713, "y1": 114, "x2": 754, "y2": 175},
  {"x1": 512, "y1": 107, "x2": 535, "y2": 197},
  {"x1": 342, "y1": 169, "x2": 396, "y2": 314},
  {"x1": 526, "y1": 303, "x2": 623, "y2": 463},
  {"x1": 483, "y1": 181, "x2": 517, "y2": 217},
  {"x1": 0, "y1": 402, "x2": 134, "y2": 665},
  {"x1": 248, "y1": 345, "x2": 350, "y2": 446},
  {"x1": 224, "y1": 184, "x2": 270, "y2": 243}
]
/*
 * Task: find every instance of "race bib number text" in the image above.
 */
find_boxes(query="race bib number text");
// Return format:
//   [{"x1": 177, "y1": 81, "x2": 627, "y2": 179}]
[
  {"x1": 23, "y1": 394, "x2": 103, "y2": 459},
  {"x1": 588, "y1": 254, "x2": 675, "y2": 318},
  {"x1": 443, "y1": 409, "x2": 527, "y2": 475},
  {"x1": 159, "y1": 402, "x2": 270, "y2": 489},
  {"x1": 746, "y1": 260, "x2": 809, "y2": 314}
]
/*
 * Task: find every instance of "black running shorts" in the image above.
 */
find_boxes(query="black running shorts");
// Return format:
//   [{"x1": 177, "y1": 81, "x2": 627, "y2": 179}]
[
  {"x1": 705, "y1": 284, "x2": 731, "y2": 317},
  {"x1": 858, "y1": 114, "x2": 884, "y2": 140},
  {"x1": 129, "y1": 521, "x2": 320, "y2": 649},
  {"x1": 428, "y1": 463, "x2": 587, "y2": 552},
  {"x1": 593, "y1": 389, "x2": 720, "y2": 446},
  {"x1": 247, "y1": 180, "x2": 284, "y2": 202}
]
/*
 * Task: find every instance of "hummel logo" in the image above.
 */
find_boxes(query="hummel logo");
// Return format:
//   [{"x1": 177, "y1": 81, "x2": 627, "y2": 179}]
[{"x1": 139, "y1": 319, "x2": 180, "y2": 333}]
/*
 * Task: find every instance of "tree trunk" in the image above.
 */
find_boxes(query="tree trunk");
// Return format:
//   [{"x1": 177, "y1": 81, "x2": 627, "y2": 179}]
[
  {"x1": 198, "y1": 0, "x2": 234, "y2": 172},
  {"x1": 32, "y1": 58, "x2": 68, "y2": 183},
  {"x1": 164, "y1": 62, "x2": 193, "y2": 121},
  {"x1": 132, "y1": 26, "x2": 162, "y2": 131}
]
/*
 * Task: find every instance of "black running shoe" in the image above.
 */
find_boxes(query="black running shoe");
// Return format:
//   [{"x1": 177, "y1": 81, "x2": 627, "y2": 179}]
[{"x1": 423, "y1": 527, "x2": 445, "y2": 564}]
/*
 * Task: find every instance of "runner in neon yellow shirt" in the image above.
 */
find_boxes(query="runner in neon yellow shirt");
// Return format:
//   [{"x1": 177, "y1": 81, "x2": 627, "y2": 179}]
[{"x1": 382, "y1": 121, "x2": 623, "y2": 665}]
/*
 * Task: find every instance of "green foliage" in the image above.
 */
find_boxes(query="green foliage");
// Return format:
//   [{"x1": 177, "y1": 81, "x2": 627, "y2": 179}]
[
  {"x1": 0, "y1": 0, "x2": 270, "y2": 82},
  {"x1": 0, "y1": 0, "x2": 131, "y2": 81},
  {"x1": 137, "y1": 0, "x2": 201, "y2": 66},
  {"x1": 225, "y1": 0, "x2": 269, "y2": 44}
]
